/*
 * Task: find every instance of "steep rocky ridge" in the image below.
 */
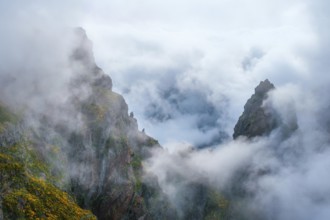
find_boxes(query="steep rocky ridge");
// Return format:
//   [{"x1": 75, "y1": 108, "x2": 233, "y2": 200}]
[
  {"x1": 53, "y1": 28, "x2": 163, "y2": 219},
  {"x1": 0, "y1": 28, "x2": 162, "y2": 220}
]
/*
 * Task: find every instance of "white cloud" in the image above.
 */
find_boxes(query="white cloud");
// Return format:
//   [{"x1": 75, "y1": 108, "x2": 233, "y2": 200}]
[
  {"x1": 79, "y1": 0, "x2": 318, "y2": 146},
  {"x1": 2, "y1": 0, "x2": 330, "y2": 219}
]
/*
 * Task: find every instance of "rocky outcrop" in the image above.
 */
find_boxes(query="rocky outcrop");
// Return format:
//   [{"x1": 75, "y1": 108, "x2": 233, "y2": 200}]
[{"x1": 233, "y1": 79, "x2": 277, "y2": 139}]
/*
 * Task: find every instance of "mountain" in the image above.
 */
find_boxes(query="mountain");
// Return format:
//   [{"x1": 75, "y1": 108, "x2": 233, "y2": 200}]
[
  {"x1": 233, "y1": 79, "x2": 277, "y2": 139},
  {"x1": 65, "y1": 28, "x2": 162, "y2": 220},
  {"x1": 233, "y1": 79, "x2": 298, "y2": 140},
  {"x1": 0, "y1": 28, "x2": 293, "y2": 220},
  {"x1": 0, "y1": 28, "x2": 162, "y2": 220}
]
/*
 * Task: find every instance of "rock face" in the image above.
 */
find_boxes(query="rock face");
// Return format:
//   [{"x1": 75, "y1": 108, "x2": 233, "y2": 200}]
[
  {"x1": 64, "y1": 28, "x2": 162, "y2": 220},
  {"x1": 0, "y1": 28, "x2": 161, "y2": 220},
  {"x1": 233, "y1": 79, "x2": 277, "y2": 139}
]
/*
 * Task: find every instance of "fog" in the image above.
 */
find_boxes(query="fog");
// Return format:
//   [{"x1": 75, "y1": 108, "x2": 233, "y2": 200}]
[
  {"x1": 2, "y1": 0, "x2": 330, "y2": 219},
  {"x1": 82, "y1": 0, "x2": 317, "y2": 147}
]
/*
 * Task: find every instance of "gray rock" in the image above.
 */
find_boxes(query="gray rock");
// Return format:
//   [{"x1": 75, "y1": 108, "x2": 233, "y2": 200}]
[{"x1": 233, "y1": 79, "x2": 277, "y2": 139}]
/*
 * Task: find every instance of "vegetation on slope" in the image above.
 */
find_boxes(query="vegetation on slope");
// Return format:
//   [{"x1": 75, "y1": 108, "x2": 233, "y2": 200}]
[{"x1": 0, "y1": 104, "x2": 96, "y2": 220}]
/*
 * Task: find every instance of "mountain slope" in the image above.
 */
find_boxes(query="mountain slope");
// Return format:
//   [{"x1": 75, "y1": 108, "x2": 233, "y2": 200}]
[
  {"x1": 0, "y1": 103, "x2": 96, "y2": 219},
  {"x1": 0, "y1": 28, "x2": 162, "y2": 220}
]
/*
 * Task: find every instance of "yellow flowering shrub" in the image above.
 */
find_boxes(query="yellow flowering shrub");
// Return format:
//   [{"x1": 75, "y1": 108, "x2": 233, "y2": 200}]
[{"x1": 1, "y1": 152, "x2": 96, "y2": 219}]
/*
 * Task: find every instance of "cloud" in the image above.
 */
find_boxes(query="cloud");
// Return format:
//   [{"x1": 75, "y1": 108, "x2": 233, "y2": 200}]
[
  {"x1": 2, "y1": 0, "x2": 330, "y2": 219},
  {"x1": 79, "y1": 0, "x2": 317, "y2": 147},
  {"x1": 143, "y1": 74, "x2": 330, "y2": 219}
]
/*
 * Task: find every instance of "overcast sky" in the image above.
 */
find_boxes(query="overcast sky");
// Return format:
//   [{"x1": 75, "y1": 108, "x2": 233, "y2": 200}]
[{"x1": 0, "y1": 0, "x2": 327, "y2": 148}]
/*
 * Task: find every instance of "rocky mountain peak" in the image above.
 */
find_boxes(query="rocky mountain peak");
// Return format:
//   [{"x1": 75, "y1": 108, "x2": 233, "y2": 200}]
[
  {"x1": 255, "y1": 79, "x2": 275, "y2": 96},
  {"x1": 72, "y1": 27, "x2": 95, "y2": 66},
  {"x1": 233, "y1": 79, "x2": 277, "y2": 139},
  {"x1": 70, "y1": 27, "x2": 113, "y2": 91}
]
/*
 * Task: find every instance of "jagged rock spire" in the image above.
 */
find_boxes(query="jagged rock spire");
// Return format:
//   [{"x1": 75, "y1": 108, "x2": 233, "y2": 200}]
[{"x1": 233, "y1": 79, "x2": 277, "y2": 139}]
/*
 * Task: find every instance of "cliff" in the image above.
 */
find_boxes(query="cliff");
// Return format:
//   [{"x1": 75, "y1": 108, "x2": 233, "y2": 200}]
[{"x1": 0, "y1": 28, "x2": 161, "y2": 220}]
